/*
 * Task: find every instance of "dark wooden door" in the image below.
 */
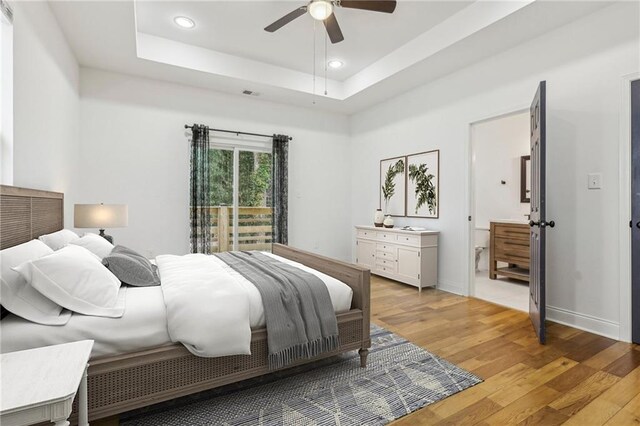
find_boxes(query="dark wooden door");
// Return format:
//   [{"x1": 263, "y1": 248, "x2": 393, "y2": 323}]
[
  {"x1": 632, "y1": 79, "x2": 640, "y2": 344},
  {"x1": 529, "y1": 81, "x2": 553, "y2": 344}
]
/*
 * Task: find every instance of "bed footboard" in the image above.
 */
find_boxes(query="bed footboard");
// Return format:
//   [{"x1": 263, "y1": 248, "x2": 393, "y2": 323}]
[{"x1": 272, "y1": 243, "x2": 371, "y2": 352}]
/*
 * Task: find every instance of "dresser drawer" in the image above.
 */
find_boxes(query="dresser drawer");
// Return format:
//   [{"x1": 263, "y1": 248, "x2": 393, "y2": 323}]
[
  {"x1": 376, "y1": 259, "x2": 397, "y2": 274},
  {"x1": 376, "y1": 243, "x2": 395, "y2": 253},
  {"x1": 357, "y1": 229, "x2": 376, "y2": 239},
  {"x1": 376, "y1": 232, "x2": 397, "y2": 242},
  {"x1": 397, "y1": 234, "x2": 420, "y2": 245},
  {"x1": 494, "y1": 237, "x2": 530, "y2": 263},
  {"x1": 493, "y1": 224, "x2": 529, "y2": 242},
  {"x1": 376, "y1": 250, "x2": 396, "y2": 260}
]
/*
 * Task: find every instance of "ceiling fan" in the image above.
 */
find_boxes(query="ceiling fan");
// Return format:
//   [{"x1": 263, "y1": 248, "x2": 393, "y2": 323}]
[{"x1": 264, "y1": 0, "x2": 397, "y2": 44}]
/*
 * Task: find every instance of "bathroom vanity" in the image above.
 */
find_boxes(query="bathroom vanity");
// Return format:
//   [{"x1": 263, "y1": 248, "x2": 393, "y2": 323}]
[{"x1": 489, "y1": 220, "x2": 530, "y2": 282}]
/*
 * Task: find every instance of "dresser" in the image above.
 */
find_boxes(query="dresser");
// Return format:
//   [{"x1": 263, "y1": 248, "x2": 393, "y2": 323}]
[
  {"x1": 355, "y1": 226, "x2": 438, "y2": 291},
  {"x1": 489, "y1": 221, "x2": 530, "y2": 282}
]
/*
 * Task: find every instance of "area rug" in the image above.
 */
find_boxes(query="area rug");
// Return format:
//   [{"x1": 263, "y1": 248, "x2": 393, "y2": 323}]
[{"x1": 122, "y1": 324, "x2": 482, "y2": 426}]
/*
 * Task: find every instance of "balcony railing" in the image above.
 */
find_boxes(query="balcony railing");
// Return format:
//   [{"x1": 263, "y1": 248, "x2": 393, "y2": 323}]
[{"x1": 193, "y1": 206, "x2": 272, "y2": 253}]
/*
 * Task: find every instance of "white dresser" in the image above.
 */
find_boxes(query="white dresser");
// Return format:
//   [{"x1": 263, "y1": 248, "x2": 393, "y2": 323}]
[{"x1": 355, "y1": 226, "x2": 438, "y2": 291}]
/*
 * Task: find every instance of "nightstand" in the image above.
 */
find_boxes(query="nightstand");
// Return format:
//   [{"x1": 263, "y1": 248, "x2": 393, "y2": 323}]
[{"x1": 0, "y1": 340, "x2": 94, "y2": 426}]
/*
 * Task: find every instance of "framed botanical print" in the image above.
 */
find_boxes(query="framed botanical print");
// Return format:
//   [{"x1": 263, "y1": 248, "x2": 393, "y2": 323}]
[
  {"x1": 406, "y1": 150, "x2": 439, "y2": 218},
  {"x1": 380, "y1": 156, "x2": 406, "y2": 216}
]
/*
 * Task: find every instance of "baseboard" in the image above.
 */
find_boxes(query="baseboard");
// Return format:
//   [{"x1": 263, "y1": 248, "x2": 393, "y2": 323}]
[
  {"x1": 437, "y1": 279, "x2": 465, "y2": 296},
  {"x1": 547, "y1": 305, "x2": 620, "y2": 340}
]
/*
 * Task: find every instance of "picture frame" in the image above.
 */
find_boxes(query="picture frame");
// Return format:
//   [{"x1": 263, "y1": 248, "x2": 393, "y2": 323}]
[
  {"x1": 520, "y1": 155, "x2": 531, "y2": 203},
  {"x1": 379, "y1": 156, "x2": 406, "y2": 216},
  {"x1": 406, "y1": 150, "x2": 439, "y2": 218}
]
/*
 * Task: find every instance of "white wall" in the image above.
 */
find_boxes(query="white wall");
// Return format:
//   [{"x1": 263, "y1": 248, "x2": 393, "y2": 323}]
[
  {"x1": 12, "y1": 1, "x2": 79, "y2": 226},
  {"x1": 78, "y1": 69, "x2": 352, "y2": 260},
  {"x1": 473, "y1": 112, "x2": 530, "y2": 229},
  {"x1": 472, "y1": 112, "x2": 530, "y2": 270},
  {"x1": 350, "y1": 2, "x2": 639, "y2": 339}
]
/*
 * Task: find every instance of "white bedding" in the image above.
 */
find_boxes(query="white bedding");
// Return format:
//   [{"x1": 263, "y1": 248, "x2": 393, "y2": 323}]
[
  {"x1": 0, "y1": 253, "x2": 353, "y2": 358},
  {"x1": 0, "y1": 286, "x2": 171, "y2": 358},
  {"x1": 156, "y1": 252, "x2": 353, "y2": 358}
]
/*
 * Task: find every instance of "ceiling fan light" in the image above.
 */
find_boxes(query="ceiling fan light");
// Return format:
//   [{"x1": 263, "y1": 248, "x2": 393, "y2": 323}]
[{"x1": 309, "y1": 1, "x2": 333, "y2": 21}]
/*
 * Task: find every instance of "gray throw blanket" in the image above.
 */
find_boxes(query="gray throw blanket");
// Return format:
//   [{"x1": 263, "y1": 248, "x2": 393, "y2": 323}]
[{"x1": 216, "y1": 251, "x2": 339, "y2": 369}]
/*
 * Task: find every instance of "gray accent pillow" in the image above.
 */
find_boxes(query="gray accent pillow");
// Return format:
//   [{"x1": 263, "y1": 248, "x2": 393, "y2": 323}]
[{"x1": 102, "y1": 245, "x2": 160, "y2": 287}]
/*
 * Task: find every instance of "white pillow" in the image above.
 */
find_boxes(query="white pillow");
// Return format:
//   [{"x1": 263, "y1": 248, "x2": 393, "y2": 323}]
[
  {"x1": 68, "y1": 233, "x2": 114, "y2": 259},
  {"x1": 12, "y1": 245, "x2": 126, "y2": 318},
  {"x1": 38, "y1": 229, "x2": 79, "y2": 250},
  {"x1": 0, "y1": 240, "x2": 71, "y2": 325}
]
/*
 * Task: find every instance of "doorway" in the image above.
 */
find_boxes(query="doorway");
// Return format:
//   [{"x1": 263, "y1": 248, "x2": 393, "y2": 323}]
[
  {"x1": 469, "y1": 111, "x2": 531, "y2": 312},
  {"x1": 207, "y1": 137, "x2": 273, "y2": 253},
  {"x1": 631, "y1": 78, "x2": 640, "y2": 344},
  {"x1": 619, "y1": 74, "x2": 640, "y2": 343}
]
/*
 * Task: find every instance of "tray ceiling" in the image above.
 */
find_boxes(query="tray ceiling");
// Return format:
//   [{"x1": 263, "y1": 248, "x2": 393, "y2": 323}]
[{"x1": 49, "y1": 1, "x2": 613, "y2": 114}]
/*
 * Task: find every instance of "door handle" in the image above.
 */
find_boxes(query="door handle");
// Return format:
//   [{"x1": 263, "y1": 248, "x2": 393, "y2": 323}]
[
  {"x1": 636, "y1": 221, "x2": 640, "y2": 229},
  {"x1": 529, "y1": 220, "x2": 556, "y2": 228}
]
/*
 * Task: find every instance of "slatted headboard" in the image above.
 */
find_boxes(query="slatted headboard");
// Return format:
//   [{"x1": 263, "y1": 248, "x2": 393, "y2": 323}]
[{"x1": 0, "y1": 185, "x2": 64, "y2": 250}]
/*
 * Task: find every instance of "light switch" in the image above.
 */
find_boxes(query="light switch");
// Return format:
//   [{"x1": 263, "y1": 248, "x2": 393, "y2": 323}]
[{"x1": 588, "y1": 173, "x2": 602, "y2": 189}]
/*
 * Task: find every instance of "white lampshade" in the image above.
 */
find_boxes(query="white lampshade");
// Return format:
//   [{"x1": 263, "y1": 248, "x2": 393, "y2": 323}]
[
  {"x1": 74, "y1": 204, "x2": 128, "y2": 229},
  {"x1": 308, "y1": 0, "x2": 333, "y2": 20}
]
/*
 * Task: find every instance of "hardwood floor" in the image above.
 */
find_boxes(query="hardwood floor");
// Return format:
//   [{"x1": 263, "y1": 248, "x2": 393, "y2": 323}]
[
  {"x1": 369, "y1": 276, "x2": 640, "y2": 425},
  {"x1": 95, "y1": 275, "x2": 640, "y2": 426}
]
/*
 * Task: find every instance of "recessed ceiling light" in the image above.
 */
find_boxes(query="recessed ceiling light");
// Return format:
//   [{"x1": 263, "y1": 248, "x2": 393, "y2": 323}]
[
  {"x1": 328, "y1": 60, "x2": 343, "y2": 69},
  {"x1": 174, "y1": 16, "x2": 195, "y2": 29}
]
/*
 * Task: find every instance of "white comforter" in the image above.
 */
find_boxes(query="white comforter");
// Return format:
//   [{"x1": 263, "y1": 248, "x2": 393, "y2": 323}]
[{"x1": 156, "y1": 252, "x2": 353, "y2": 358}]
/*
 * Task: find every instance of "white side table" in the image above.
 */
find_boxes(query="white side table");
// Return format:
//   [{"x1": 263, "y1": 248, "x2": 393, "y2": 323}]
[{"x1": 0, "y1": 340, "x2": 94, "y2": 426}]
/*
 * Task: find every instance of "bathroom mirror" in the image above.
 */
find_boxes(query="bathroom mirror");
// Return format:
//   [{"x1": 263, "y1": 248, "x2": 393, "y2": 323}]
[{"x1": 520, "y1": 155, "x2": 531, "y2": 203}]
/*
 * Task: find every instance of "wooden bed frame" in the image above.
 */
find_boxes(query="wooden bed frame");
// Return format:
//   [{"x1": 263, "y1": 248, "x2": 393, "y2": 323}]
[{"x1": 0, "y1": 185, "x2": 371, "y2": 424}]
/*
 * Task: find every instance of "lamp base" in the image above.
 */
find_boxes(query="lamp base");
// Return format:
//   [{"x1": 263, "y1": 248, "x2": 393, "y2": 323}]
[{"x1": 98, "y1": 229, "x2": 114, "y2": 244}]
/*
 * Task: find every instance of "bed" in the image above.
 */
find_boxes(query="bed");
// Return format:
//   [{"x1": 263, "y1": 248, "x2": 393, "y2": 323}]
[{"x1": 0, "y1": 185, "x2": 371, "y2": 424}]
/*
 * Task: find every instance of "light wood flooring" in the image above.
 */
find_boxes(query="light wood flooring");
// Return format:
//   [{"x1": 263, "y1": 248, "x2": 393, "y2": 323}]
[
  {"x1": 370, "y1": 276, "x2": 640, "y2": 425},
  {"x1": 96, "y1": 275, "x2": 640, "y2": 426}
]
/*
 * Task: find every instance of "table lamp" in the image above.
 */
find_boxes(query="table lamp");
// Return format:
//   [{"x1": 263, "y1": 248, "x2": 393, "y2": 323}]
[{"x1": 74, "y1": 204, "x2": 128, "y2": 244}]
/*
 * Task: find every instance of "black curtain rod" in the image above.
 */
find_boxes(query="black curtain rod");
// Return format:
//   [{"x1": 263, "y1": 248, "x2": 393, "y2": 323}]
[{"x1": 184, "y1": 124, "x2": 292, "y2": 141}]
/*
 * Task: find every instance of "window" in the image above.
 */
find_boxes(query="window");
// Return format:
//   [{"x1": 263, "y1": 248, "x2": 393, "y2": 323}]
[
  {"x1": 208, "y1": 137, "x2": 273, "y2": 252},
  {"x1": 0, "y1": 0, "x2": 13, "y2": 184}
]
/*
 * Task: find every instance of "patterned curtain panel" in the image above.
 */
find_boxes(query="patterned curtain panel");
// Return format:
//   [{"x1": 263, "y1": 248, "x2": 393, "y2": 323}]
[
  {"x1": 272, "y1": 134, "x2": 290, "y2": 245},
  {"x1": 190, "y1": 124, "x2": 212, "y2": 254}
]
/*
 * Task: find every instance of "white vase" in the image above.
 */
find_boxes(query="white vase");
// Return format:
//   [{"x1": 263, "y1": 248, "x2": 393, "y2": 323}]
[
  {"x1": 383, "y1": 215, "x2": 394, "y2": 228},
  {"x1": 374, "y1": 209, "x2": 384, "y2": 227}
]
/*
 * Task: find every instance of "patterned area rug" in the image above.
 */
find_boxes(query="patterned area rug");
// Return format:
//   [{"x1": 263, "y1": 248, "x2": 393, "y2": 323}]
[{"x1": 122, "y1": 325, "x2": 482, "y2": 426}]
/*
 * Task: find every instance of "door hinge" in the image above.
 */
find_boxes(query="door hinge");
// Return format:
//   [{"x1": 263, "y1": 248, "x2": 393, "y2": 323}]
[
  {"x1": 418, "y1": 252, "x2": 420, "y2": 257},
  {"x1": 418, "y1": 274, "x2": 420, "y2": 279},
  {"x1": 356, "y1": 258, "x2": 358, "y2": 263},
  {"x1": 468, "y1": 216, "x2": 472, "y2": 222},
  {"x1": 356, "y1": 241, "x2": 358, "y2": 245}
]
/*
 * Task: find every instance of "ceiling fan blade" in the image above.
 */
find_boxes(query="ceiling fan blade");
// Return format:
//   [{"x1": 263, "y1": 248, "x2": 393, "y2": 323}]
[
  {"x1": 323, "y1": 13, "x2": 344, "y2": 44},
  {"x1": 339, "y1": 1, "x2": 397, "y2": 13},
  {"x1": 264, "y1": 6, "x2": 307, "y2": 32}
]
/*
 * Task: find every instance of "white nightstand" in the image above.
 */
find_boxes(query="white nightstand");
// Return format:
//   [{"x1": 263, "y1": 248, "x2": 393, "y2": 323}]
[{"x1": 0, "y1": 340, "x2": 94, "y2": 426}]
